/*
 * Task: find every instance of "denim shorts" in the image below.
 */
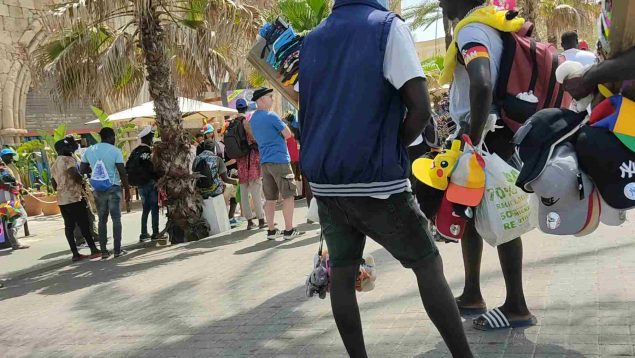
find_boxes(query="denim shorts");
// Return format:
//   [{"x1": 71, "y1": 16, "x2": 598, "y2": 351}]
[{"x1": 316, "y1": 192, "x2": 439, "y2": 268}]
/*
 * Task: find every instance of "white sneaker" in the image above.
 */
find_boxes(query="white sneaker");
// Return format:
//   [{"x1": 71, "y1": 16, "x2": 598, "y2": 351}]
[
  {"x1": 267, "y1": 229, "x2": 282, "y2": 240},
  {"x1": 283, "y1": 229, "x2": 305, "y2": 240}
]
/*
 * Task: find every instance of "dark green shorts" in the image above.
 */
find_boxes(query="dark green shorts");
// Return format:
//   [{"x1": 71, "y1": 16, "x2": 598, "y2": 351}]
[{"x1": 316, "y1": 192, "x2": 439, "y2": 268}]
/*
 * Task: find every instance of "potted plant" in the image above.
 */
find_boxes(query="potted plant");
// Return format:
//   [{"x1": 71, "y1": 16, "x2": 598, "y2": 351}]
[
  {"x1": 39, "y1": 168, "x2": 60, "y2": 216},
  {"x1": 15, "y1": 140, "x2": 47, "y2": 216}
]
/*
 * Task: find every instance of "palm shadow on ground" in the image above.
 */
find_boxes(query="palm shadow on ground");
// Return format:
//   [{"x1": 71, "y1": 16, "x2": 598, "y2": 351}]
[
  {"x1": 2, "y1": 231, "x2": 634, "y2": 356},
  {"x1": 0, "y1": 245, "x2": 215, "y2": 301}
]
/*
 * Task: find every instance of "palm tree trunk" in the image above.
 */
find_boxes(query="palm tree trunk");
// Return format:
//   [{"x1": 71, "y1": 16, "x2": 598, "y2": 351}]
[
  {"x1": 138, "y1": 0, "x2": 208, "y2": 242},
  {"x1": 519, "y1": 0, "x2": 538, "y2": 26},
  {"x1": 443, "y1": 15, "x2": 452, "y2": 49}
]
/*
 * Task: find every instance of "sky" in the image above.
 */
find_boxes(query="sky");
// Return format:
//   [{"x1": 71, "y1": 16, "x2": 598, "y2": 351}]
[{"x1": 401, "y1": 0, "x2": 445, "y2": 42}]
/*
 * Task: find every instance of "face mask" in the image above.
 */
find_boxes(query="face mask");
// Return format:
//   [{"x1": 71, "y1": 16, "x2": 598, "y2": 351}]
[{"x1": 376, "y1": 0, "x2": 388, "y2": 8}]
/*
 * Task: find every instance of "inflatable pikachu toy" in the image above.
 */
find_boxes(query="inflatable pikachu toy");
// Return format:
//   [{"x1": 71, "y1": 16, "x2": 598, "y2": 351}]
[{"x1": 412, "y1": 140, "x2": 462, "y2": 190}]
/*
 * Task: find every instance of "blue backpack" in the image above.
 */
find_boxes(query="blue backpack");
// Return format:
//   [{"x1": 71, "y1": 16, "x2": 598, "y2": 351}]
[{"x1": 90, "y1": 160, "x2": 113, "y2": 192}]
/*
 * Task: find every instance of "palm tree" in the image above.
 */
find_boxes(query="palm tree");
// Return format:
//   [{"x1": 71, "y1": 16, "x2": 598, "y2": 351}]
[
  {"x1": 542, "y1": 1, "x2": 599, "y2": 46},
  {"x1": 403, "y1": 0, "x2": 441, "y2": 32},
  {"x1": 519, "y1": 0, "x2": 599, "y2": 45},
  {"x1": 402, "y1": 1, "x2": 453, "y2": 49},
  {"x1": 442, "y1": 15, "x2": 453, "y2": 49},
  {"x1": 270, "y1": 0, "x2": 330, "y2": 33},
  {"x1": 518, "y1": 0, "x2": 538, "y2": 25},
  {"x1": 33, "y1": 0, "x2": 261, "y2": 242}
]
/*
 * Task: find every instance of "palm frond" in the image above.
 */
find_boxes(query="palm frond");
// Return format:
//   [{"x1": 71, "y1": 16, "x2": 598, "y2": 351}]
[
  {"x1": 32, "y1": 0, "x2": 261, "y2": 108},
  {"x1": 403, "y1": 0, "x2": 442, "y2": 31},
  {"x1": 276, "y1": 0, "x2": 330, "y2": 33},
  {"x1": 247, "y1": 67, "x2": 266, "y2": 88}
]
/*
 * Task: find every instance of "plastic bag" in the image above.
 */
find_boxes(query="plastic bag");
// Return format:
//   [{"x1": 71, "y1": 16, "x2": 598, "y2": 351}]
[
  {"x1": 356, "y1": 255, "x2": 377, "y2": 292},
  {"x1": 307, "y1": 197, "x2": 319, "y2": 223},
  {"x1": 202, "y1": 195, "x2": 231, "y2": 236},
  {"x1": 475, "y1": 153, "x2": 535, "y2": 246}
]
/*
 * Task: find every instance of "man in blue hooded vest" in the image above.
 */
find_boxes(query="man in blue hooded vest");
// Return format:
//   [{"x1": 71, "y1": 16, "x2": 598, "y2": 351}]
[{"x1": 299, "y1": 0, "x2": 474, "y2": 356}]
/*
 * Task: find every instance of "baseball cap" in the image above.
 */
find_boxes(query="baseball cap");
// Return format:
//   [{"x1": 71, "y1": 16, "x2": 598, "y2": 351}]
[
  {"x1": 202, "y1": 123, "x2": 214, "y2": 134},
  {"x1": 0, "y1": 148, "x2": 16, "y2": 157},
  {"x1": 413, "y1": 152, "x2": 445, "y2": 220},
  {"x1": 579, "y1": 40, "x2": 589, "y2": 50},
  {"x1": 574, "y1": 188, "x2": 601, "y2": 237},
  {"x1": 236, "y1": 98, "x2": 248, "y2": 110},
  {"x1": 514, "y1": 108, "x2": 588, "y2": 192},
  {"x1": 589, "y1": 97, "x2": 615, "y2": 125},
  {"x1": 435, "y1": 192, "x2": 468, "y2": 242},
  {"x1": 446, "y1": 150, "x2": 486, "y2": 207},
  {"x1": 599, "y1": 195, "x2": 627, "y2": 227},
  {"x1": 528, "y1": 143, "x2": 600, "y2": 236},
  {"x1": 251, "y1": 87, "x2": 273, "y2": 102},
  {"x1": 137, "y1": 125, "x2": 154, "y2": 139},
  {"x1": 576, "y1": 125, "x2": 635, "y2": 210},
  {"x1": 412, "y1": 140, "x2": 462, "y2": 191},
  {"x1": 590, "y1": 95, "x2": 635, "y2": 153}
]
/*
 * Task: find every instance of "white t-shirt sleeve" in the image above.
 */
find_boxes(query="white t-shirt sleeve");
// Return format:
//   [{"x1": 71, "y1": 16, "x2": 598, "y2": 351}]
[
  {"x1": 456, "y1": 24, "x2": 492, "y2": 51},
  {"x1": 383, "y1": 19, "x2": 426, "y2": 90}
]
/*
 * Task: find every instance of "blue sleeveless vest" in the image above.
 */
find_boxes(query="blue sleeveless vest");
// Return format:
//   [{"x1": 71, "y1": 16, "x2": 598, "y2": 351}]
[{"x1": 299, "y1": 0, "x2": 409, "y2": 197}]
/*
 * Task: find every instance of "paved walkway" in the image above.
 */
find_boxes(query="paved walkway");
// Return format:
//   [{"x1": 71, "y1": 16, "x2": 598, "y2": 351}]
[
  {"x1": 1, "y1": 203, "x2": 634, "y2": 357},
  {"x1": 0, "y1": 203, "x2": 168, "y2": 279}
]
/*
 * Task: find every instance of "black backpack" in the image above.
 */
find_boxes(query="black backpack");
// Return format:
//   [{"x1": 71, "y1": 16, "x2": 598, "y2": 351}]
[
  {"x1": 194, "y1": 158, "x2": 214, "y2": 190},
  {"x1": 126, "y1": 147, "x2": 152, "y2": 186},
  {"x1": 224, "y1": 117, "x2": 251, "y2": 159}
]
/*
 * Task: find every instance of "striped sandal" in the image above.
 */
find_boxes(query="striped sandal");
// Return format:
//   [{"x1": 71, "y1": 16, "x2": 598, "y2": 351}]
[{"x1": 473, "y1": 308, "x2": 537, "y2": 331}]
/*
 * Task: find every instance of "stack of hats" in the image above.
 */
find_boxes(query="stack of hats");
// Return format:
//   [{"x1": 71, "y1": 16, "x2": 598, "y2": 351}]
[
  {"x1": 412, "y1": 136, "x2": 486, "y2": 242},
  {"x1": 577, "y1": 95, "x2": 635, "y2": 213},
  {"x1": 259, "y1": 19, "x2": 302, "y2": 88},
  {"x1": 514, "y1": 105, "x2": 631, "y2": 237}
]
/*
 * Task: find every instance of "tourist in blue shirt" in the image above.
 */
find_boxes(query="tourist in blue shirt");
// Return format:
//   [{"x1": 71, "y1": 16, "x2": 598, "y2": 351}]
[
  {"x1": 247, "y1": 88, "x2": 304, "y2": 241},
  {"x1": 80, "y1": 127, "x2": 131, "y2": 259}
]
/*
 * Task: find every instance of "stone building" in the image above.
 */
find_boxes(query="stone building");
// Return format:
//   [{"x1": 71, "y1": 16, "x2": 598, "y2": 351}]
[{"x1": 0, "y1": 0, "x2": 52, "y2": 145}]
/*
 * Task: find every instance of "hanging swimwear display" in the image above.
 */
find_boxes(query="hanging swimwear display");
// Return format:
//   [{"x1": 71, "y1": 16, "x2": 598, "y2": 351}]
[{"x1": 247, "y1": 18, "x2": 302, "y2": 108}]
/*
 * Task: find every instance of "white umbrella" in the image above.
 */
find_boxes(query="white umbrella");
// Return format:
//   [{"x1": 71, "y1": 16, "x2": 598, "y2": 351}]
[{"x1": 85, "y1": 97, "x2": 238, "y2": 126}]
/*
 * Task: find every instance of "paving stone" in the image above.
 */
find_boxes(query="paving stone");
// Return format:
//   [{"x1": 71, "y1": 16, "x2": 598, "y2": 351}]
[{"x1": 0, "y1": 207, "x2": 634, "y2": 357}]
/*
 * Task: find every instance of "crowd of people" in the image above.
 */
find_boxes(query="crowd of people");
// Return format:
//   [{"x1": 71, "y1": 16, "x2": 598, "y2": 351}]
[{"x1": 37, "y1": 86, "x2": 309, "y2": 262}]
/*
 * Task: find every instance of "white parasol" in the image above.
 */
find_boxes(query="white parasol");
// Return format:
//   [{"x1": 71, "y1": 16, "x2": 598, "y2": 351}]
[{"x1": 85, "y1": 97, "x2": 238, "y2": 128}]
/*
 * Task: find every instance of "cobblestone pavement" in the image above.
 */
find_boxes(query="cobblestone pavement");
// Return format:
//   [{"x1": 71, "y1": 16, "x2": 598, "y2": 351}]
[
  {"x1": 1, "y1": 204, "x2": 634, "y2": 358},
  {"x1": 0, "y1": 205, "x2": 168, "y2": 279}
]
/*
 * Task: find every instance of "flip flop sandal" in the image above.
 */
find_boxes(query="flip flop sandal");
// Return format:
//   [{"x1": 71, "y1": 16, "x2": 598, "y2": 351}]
[{"x1": 473, "y1": 308, "x2": 537, "y2": 331}]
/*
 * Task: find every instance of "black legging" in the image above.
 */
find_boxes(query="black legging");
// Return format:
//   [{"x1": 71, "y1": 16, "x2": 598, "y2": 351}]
[{"x1": 59, "y1": 200, "x2": 98, "y2": 256}]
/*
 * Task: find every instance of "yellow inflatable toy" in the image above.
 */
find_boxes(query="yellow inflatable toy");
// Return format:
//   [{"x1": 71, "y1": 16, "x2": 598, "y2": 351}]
[{"x1": 412, "y1": 140, "x2": 463, "y2": 190}]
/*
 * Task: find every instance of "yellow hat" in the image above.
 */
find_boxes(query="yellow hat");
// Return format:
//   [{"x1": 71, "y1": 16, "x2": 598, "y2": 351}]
[{"x1": 412, "y1": 140, "x2": 462, "y2": 190}]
